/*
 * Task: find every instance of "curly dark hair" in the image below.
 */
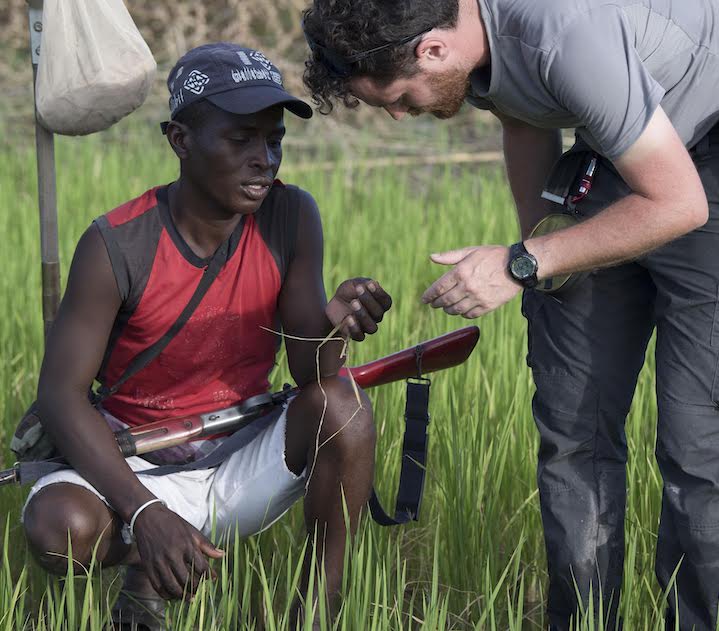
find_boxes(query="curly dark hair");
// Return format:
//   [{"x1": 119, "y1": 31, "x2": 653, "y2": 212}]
[{"x1": 302, "y1": 0, "x2": 459, "y2": 114}]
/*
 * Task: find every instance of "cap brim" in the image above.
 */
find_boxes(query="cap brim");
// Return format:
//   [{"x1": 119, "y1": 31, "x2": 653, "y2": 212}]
[{"x1": 206, "y1": 86, "x2": 313, "y2": 119}]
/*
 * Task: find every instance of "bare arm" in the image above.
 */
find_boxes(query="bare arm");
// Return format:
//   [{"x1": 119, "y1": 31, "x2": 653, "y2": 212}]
[
  {"x1": 497, "y1": 112, "x2": 563, "y2": 238},
  {"x1": 36, "y1": 225, "x2": 157, "y2": 523},
  {"x1": 278, "y1": 190, "x2": 392, "y2": 387},
  {"x1": 525, "y1": 106, "x2": 708, "y2": 278},
  {"x1": 279, "y1": 191, "x2": 345, "y2": 386},
  {"x1": 37, "y1": 224, "x2": 223, "y2": 599},
  {"x1": 423, "y1": 107, "x2": 709, "y2": 319}
]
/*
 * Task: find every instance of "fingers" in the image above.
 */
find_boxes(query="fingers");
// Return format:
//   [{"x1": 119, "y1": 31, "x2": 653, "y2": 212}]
[
  {"x1": 137, "y1": 521, "x2": 222, "y2": 603},
  {"x1": 174, "y1": 549, "x2": 211, "y2": 600},
  {"x1": 349, "y1": 298, "x2": 379, "y2": 335},
  {"x1": 464, "y1": 306, "x2": 486, "y2": 319},
  {"x1": 442, "y1": 297, "x2": 480, "y2": 317},
  {"x1": 156, "y1": 562, "x2": 186, "y2": 601},
  {"x1": 188, "y1": 546, "x2": 215, "y2": 583},
  {"x1": 365, "y1": 281, "x2": 392, "y2": 311},
  {"x1": 429, "y1": 247, "x2": 474, "y2": 266},
  {"x1": 166, "y1": 535, "x2": 218, "y2": 603},
  {"x1": 327, "y1": 278, "x2": 392, "y2": 342},
  {"x1": 355, "y1": 285, "x2": 386, "y2": 321},
  {"x1": 341, "y1": 315, "x2": 366, "y2": 342},
  {"x1": 169, "y1": 557, "x2": 193, "y2": 601},
  {"x1": 430, "y1": 285, "x2": 467, "y2": 309},
  {"x1": 143, "y1": 565, "x2": 172, "y2": 601},
  {"x1": 195, "y1": 532, "x2": 225, "y2": 560},
  {"x1": 422, "y1": 271, "x2": 458, "y2": 305}
]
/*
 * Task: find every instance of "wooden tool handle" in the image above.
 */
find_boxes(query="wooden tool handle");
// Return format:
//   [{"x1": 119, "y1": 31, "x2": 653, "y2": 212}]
[
  {"x1": 117, "y1": 415, "x2": 205, "y2": 457},
  {"x1": 340, "y1": 326, "x2": 480, "y2": 388}
]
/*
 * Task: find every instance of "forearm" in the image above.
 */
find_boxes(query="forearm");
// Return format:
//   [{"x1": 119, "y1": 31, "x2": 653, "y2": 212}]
[
  {"x1": 289, "y1": 318, "x2": 347, "y2": 388},
  {"x1": 38, "y1": 390, "x2": 156, "y2": 523},
  {"x1": 501, "y1": 118, "x2": 563, "y2": 238},
  {"x1": 525, "y1": 193, "x2": 701, "y2": 278}
]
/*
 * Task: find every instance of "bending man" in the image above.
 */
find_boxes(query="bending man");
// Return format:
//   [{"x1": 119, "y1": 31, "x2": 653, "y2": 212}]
[{"x1": 302, "y1": 1, "x2": 719, "y2": 629}]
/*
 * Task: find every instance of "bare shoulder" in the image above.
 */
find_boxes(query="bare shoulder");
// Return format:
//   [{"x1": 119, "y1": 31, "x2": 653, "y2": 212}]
[
  {"x1": 38, "y1": 223, "x2": 122, "y2": 398},
  {"x1": 63, "y1": 222, "x2": 121, "y2": 311},
  {"x1": 284, "y1": 185, "x2": 322, "y2": 234},
  {"x1": 74, "y1": 222, "x2": 108, "y2": 264},
  {"x1": 282, "y1": 184, "x2": 320, "y2": 213}
]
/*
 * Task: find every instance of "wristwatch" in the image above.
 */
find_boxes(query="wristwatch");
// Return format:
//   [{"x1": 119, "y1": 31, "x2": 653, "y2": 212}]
[{"x1": 508, "y1": 242, "x2": 539, "y2": 289}]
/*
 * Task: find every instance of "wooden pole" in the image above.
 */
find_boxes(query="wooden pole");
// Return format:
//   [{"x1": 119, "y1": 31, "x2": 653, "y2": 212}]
[{"x1": 28, "y1": 0, "x2": 60, "y2": 341}]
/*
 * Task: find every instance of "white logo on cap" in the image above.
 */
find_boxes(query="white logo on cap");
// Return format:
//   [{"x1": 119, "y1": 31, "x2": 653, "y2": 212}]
[
  {"x1": 237, "y1": 51, "x2": 252, "y2": 66},
  {"x1": 270, "y1": 71, "x2": 283, "y2": 86},
  {"x1": 183, "y1": 70, "x2": 210, "y2": 95},
  {"x1": 250, "y1": 51, "x2": 273, "y2": 71}
]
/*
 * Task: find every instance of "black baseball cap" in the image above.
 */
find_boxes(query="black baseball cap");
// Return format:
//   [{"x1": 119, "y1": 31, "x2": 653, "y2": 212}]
[{"x1": 162, "y1": 43, "x2": 312, "y2": 133}]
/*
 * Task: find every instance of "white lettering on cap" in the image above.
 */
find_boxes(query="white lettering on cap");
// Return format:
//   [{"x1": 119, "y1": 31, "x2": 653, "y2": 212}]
[
  {"x1": 230, "y1": 67, "x2": 273, "y2": 83},
  {"x1": 170, "y1": 90, "x2": 185, "y2": 113}
]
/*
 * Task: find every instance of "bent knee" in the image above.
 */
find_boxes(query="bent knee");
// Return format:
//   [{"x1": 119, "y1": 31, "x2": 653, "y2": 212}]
[
  {"x1": 24, "y1": 484, "x2": 111, "y2": 573},
  {"x1": 302, "y1": 377, "x2": 376, "y2": 448}
]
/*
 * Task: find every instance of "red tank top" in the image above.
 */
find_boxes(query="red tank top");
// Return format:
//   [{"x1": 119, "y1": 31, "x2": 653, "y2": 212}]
[{"x1": 94, "y1": 183, "x2": 299, "y2": 429}]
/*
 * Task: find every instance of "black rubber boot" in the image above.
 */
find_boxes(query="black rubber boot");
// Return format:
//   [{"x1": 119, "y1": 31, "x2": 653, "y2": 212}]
[{"x1": 110, "y1": 567, "x2": 166, "y2": 631}]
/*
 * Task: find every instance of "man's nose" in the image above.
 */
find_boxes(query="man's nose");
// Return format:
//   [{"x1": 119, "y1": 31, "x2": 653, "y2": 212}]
[
  {"x1": 383, "y1": 104, "x2": 407, "y2": 121},
  {"x1": 249, "y1": 140, "x2": 273, "y2": 169}
]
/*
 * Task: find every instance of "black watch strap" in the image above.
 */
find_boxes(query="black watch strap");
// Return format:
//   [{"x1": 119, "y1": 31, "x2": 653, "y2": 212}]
[{"x1": 508, "y1": 242, "x2": 539, "y2": 289}]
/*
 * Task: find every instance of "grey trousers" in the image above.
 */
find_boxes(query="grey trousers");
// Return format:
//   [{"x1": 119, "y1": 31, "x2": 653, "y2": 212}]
[{"x1": 524, "y1": 133, "x2": 719, "y2": 630}]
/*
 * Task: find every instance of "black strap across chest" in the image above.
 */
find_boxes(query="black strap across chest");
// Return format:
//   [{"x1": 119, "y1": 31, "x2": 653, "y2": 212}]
[{"x1": 94, "y1": 219, "x2": 243, "y2": 402}]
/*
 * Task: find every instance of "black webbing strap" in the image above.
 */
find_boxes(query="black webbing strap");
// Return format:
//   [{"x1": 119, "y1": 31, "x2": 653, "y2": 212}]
[
  {"x1": 16, "y1": 405, "x2": 279, "y2": 486},
  {"x1": 94, "y1": 224, "x2": 241, "y2": 402},
  {"x1": 134, "y1": 408, "x2": 279, "y2": 476},
  {"x1": 17, "y1": 458, "x2": 69, "y2": 485},
  {"x1": 368, "y1": 377, "x2": 431, "y2": 526}
]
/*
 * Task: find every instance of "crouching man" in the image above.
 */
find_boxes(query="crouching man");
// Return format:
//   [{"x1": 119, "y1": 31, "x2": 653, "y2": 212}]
[{"x1": 21, "y1": 43, "x2": 391, "y2": 629}]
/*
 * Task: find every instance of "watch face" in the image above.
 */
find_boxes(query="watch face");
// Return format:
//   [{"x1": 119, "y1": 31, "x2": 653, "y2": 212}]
[{"x1": 510, "y1": 255, "x2": 536, "y2": 280}]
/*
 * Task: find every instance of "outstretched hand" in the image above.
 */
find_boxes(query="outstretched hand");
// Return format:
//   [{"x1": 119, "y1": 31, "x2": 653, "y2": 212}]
[
  {"x1": 422, "y1": 246, "x2": 521, "y2": 318},
  {"x1": 326, "y1": 278, "x2": 392, "y2": 341}
]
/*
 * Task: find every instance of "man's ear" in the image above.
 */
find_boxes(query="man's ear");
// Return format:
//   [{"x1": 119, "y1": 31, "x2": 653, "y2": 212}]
[
  {"x1": 415, "y1": 35, "x2": 451, "y2": 66},
  {"x1": 165, "y1": 121, "x2": 191, "y2": 160}
]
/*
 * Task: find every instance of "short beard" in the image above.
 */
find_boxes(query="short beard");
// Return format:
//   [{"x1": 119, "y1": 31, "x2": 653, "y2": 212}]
[{"x1": 408, "y1": 67, "x2": 471, "y2": 120}]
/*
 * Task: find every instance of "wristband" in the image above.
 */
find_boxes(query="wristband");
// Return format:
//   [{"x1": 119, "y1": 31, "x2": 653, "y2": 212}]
[{"x1": 121, "y1": 498, "x2": 166, "y2": 544}]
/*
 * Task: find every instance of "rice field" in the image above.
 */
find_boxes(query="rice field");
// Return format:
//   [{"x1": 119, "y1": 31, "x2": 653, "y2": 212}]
[{"x1": 0, "y1": 116, "x2": 668, "y2": 629}]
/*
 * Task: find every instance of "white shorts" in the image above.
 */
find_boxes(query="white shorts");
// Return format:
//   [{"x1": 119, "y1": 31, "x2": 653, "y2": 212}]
[{"x1": 22, "y1": 405, "x2": 306, "y2": 539}]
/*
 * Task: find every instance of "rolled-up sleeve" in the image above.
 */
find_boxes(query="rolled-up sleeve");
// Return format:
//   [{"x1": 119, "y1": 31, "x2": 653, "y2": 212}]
[{"x1": 545, "y1": 7, "x2": 665, "y2": 161}]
